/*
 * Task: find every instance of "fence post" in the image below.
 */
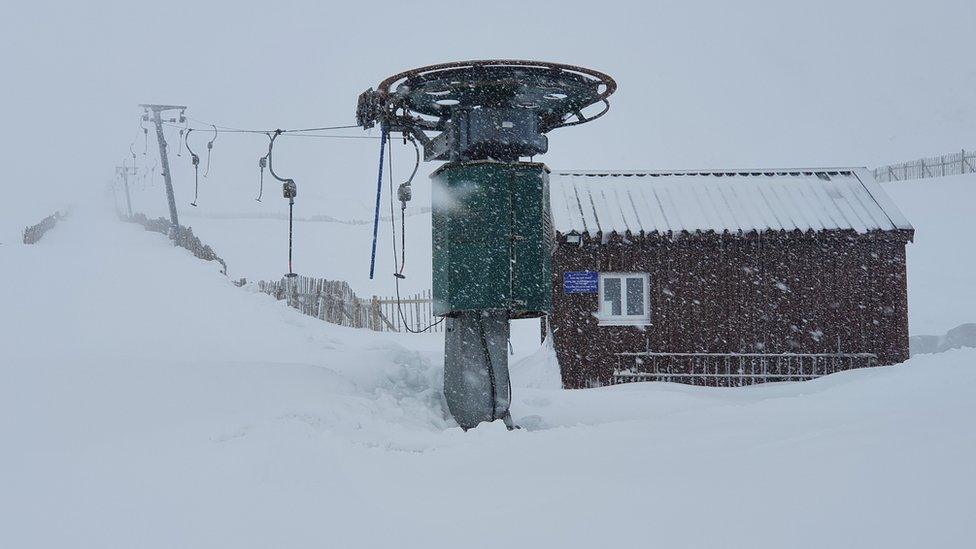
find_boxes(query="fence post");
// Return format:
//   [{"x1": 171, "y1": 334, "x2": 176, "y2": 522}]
[
  {"x1": 414, "y1": 293, "x2": 422, "y2": 332},
  {"x1": 371, "y1": 296, "x2": 381, "y2": 332}
]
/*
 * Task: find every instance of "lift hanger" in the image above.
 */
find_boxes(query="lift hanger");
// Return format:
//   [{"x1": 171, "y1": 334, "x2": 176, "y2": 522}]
[
  {"x1": 255, "y1": 133, "x2": 271, "y2": 202},
  {"x1": 267, "y1": 129, "x2": 298, "y2": 276},
  {"x1": 203, "y1": 124, "x2": 217, "y2": 177},
  {"x1": 185, "y1": 128, "x2": 201, "y2": 207},
  {"x1": 140, "y1": 111, "x2": 149, "y2": 156}
]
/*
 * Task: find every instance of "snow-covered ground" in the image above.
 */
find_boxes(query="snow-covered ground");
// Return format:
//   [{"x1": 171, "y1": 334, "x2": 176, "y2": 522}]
[{"x1": 2, "y1": 182, "x2": 975, "y2": 547}]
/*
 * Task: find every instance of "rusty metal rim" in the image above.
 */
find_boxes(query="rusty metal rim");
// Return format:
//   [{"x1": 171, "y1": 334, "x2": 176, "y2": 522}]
[{"x1": 376, "y1": 59, "x2": 617, "y2": 101}]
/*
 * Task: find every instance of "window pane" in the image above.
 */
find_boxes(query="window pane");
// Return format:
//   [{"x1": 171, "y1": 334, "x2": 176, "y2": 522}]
[
  {"x1": 626, "y1": 277, "x2": 645, "y2": 316},
  {"x1": 603, "y1": 277, "x2": 622, "y2": 316}
]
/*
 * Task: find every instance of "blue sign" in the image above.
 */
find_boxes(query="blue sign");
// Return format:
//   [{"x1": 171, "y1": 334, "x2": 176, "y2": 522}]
[{"x1": 564, "y1": 271, "x2": 599, "y2": 294}]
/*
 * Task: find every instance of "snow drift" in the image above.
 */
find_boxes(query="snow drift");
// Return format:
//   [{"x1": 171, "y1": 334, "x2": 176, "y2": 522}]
[{"x1": 2, "y1": 194, "x2": 974, "y2": 548}]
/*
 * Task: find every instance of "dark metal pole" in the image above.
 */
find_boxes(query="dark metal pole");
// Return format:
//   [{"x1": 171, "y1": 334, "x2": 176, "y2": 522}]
[
  {"x1": 368, "y1": 125, "x2": 388, "y2": 279},
  {"x1": 288, "y1": 198, "x2": 294, "y2": 274},
  {"x1": 148, "y1": 108, "x2": 180, "y2": 232},
  {"x1": 121, "y1": 167, "x2": 133, "y2": 218}
]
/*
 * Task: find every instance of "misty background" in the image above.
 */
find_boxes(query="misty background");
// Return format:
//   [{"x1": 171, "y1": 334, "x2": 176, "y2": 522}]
[{"x1": 2, "y1": 0, "x2": 973, "y2": 243}]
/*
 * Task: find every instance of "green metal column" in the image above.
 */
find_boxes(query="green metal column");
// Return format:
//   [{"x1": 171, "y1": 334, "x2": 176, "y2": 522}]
[{"x1": 431, "y1": 161, "x2": 553, "y2": 319}]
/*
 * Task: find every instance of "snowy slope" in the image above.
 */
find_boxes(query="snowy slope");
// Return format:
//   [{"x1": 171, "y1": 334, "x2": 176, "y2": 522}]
[{"x1": 2, "y1": 197, "x2": 975, "y2": 548}]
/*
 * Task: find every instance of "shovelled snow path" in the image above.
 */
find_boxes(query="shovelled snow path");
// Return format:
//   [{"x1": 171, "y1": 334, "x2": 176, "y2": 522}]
[{"x1": 1, "y1": 200, "x2": 974, "y2": 548}]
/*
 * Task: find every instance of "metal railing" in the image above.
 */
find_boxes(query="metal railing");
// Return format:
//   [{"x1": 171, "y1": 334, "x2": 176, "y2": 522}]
[
  {"x1": 873, "y1": 149, "x2": 975, "y2": 182},
  {"x1": 613, "y1": 351, "x2": 878, "y2": 386}
]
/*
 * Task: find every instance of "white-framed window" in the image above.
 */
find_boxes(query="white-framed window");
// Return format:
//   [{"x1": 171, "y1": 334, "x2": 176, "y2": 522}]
[{"x1": 597, "y1": 272, "x2": 650, "y2": 325}]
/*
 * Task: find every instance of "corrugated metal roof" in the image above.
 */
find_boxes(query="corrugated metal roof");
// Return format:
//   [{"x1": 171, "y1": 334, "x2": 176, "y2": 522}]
[{"x1": 549, "y1": 168, "x2": 913, "y2": 236}]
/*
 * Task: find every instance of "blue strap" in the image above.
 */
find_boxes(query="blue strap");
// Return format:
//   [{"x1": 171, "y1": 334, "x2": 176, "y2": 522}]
[{"x1": 368, "y1": 126, "x2": 388, "y2": 279}]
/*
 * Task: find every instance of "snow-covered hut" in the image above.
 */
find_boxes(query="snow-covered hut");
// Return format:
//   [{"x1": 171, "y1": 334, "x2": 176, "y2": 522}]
[{"x1": 547, "y1": 168, "x2": 914, "y2": 388}]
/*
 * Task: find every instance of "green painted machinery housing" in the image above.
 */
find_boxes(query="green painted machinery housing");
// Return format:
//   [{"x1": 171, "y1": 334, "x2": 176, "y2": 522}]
[{"x1": 431, "y1": 161, "x2": 553, "y2": 319}]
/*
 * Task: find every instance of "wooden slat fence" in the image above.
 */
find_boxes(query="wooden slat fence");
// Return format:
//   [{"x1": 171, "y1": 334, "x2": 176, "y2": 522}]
[
  {"x1": 375, "y1": 288, "x2": 443, "y2": 333},
  {"x1": 258, "y1": 276, "x2": 377, "y2": 330},
  {"x1": 873, "y1": 149, "x2": 975, "y2": 182},
  {"x1": 257, "y1": 275, "x2": 442, "y2": 333}
]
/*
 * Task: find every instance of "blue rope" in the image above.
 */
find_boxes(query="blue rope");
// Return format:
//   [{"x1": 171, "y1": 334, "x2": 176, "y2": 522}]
[{"x1": 368, "y1": 125, "x2": 388, "y2": 279}]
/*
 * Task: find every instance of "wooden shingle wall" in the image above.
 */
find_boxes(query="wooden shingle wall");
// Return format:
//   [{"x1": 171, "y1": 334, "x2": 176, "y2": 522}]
[{"x1": 550, "y1": 229, "x2": 912, "y2": 388}]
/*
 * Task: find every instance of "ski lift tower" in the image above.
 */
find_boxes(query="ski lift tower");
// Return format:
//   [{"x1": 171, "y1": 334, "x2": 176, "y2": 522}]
[{"x1": 357, "y1": 60, "x2": 616, "y2": 430}]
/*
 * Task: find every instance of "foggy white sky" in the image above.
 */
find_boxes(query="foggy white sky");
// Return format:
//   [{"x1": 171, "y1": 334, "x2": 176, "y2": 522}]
[{"x1": 2, "y1": 0, "x2": 974, "y2": 236}]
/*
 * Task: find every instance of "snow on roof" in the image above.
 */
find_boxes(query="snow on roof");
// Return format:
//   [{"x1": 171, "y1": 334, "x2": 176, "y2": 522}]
[{"x1": 549, "y1": 168, "x2": 913, "y2": 236}]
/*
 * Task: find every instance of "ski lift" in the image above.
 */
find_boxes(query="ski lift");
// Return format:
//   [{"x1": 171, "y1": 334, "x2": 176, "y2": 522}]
[
  {"x1": 393, "y1": 135, "x2": 419, "y2": 280},
  {"x1": 203, "y1": 124, "x2": 217, "y2": 177},
  {"x1": 356, "y1": 59, "x2": 617, "y2": 431},
  {"x1": 268, "y1": 129, "x2": 298, "y2": 277},
  {"x1": 140, "y1": 111, "x2": 149, "y2": 155},
  {"x1": 255, "y1": 133, "x2": 271, "y2": 202},
  {"x1": 185, "y1": 128, "x2": 201, "y2": 206}
]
